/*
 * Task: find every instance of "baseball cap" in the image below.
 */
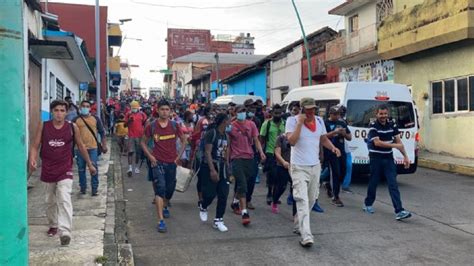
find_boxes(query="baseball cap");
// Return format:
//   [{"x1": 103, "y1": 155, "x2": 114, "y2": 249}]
[
  {"x1": 329, "y1": 105, "x2": 341, "y2": 114},
  {"x1": 300, "y1": 98, "x2": 316, "y2": 109},
  {"x1": 130, "y1": 101, "x2": 140, "y2": 109},
  {"x1": 243, "y1": 99, "x2": 255, "y2": 106}
]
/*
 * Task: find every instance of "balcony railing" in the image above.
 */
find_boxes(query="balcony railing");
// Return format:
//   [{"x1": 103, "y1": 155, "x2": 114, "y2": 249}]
[{"x1": 326, "y1": 23, "x2": 377, "y2": 63}]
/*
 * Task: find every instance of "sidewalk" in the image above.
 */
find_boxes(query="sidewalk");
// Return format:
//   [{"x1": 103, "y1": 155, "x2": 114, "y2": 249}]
[
  {"x1": 28, "y1": 143, "x2": 112, "y2": 265},
  {"x1": 418, "y1": 150, "x2": 474, "y2": 177}
]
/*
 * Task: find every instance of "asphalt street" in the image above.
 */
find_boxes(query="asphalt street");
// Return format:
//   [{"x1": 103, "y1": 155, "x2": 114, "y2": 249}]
[{"x1": 122, "y1": 157, "x2": 474, "y2": 265}]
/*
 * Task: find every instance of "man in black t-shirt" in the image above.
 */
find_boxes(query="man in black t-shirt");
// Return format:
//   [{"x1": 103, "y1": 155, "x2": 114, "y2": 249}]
[
  {"x1": 198, "y1": 113, "x2": 231, "y2": 232},
  {"x1": 324, "y1": 105, "x2": 352, "y2": 207}
]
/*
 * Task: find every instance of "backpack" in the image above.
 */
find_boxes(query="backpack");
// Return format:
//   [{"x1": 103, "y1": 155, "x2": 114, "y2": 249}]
[{"x1": 195, "y1": 127, "x2": 219, "y2": 164}]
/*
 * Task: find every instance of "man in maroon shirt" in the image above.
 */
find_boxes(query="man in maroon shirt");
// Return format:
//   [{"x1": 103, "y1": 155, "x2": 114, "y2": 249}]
[
  {"x1": 141, "y1": 99, "x2": 186, "y2": 233},
  {"x1": 125, "y1": 101, "x2": 147, "y2": 176},
  {"x1": 29, "y1": 100, "x2": 97, "y2": 246},
  {"x1": 228, "y1": 105, "x2": 266, "y2": 226}
]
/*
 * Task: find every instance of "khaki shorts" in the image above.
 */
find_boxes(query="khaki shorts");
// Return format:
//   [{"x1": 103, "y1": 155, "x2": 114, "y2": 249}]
[{"x1": 127, "y1": 137, "x2": 142, "y2": 154}]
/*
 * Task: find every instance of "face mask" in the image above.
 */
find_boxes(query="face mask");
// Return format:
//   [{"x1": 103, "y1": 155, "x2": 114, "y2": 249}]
[
  {"x1": 89, "y1": 100, "x2": 95, "y2": 104},
  {"x1": 80, "y1": 107, "x2": 90, "y2": 116},
  {"x1": 247, "y1": 112, "x2": 255, "y2": 118},
  {"x1": 225, "y1": 125, "x2": 232, "y2": 133},
  {"x1": 132, "y1": 108, "x2": 139, "y2": 113},
  {"x1": 273, "y1": 116, "x2": 282, "y2": 123},
  {"x1": 237, "y1": 112, "x2": 246, "y2": 121}
]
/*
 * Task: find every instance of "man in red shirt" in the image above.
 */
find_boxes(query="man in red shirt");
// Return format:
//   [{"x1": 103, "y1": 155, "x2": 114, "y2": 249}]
[
  {"x1": 228, "y1": 105, "x2": 266, "y2": 226},
  {"x1": 125, "y1": 101, "x2": 147, "y2": 177},
  {"x1": 141, "y1": 99, "x2": 186, "y2": 233}
]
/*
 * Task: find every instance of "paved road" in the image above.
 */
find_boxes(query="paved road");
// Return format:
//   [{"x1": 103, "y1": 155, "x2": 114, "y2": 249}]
[{"x1": 121, "y1": 157, "x2": 474, "y2": 265}]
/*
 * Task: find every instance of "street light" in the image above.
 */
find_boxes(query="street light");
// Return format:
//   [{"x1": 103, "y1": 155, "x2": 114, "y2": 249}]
[
  {"x1": 119, "y1": 18, "x2": 132, "y2": 24},
  {"x1": 291, "y1": 0, "x2": 313, "y2": 86},
  {"x1": 214, "y1": 52, "x2": 220, "y2": 97},
  {"x1": 117, "y1": 35, "x2": 142, "y2": 56},
  {"x1": 95, "y1": 0, "x2": 101, "y2": 119}
]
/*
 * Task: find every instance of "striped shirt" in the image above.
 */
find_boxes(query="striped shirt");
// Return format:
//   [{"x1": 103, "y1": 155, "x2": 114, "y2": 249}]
[{"x1": 367, "y1": 120, "x2": 400, "y2": 158}]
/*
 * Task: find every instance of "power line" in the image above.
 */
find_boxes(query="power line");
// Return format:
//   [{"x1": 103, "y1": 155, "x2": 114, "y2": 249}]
[{"x1": 130, "y1": 0, "x2": 270, "y2": 9}]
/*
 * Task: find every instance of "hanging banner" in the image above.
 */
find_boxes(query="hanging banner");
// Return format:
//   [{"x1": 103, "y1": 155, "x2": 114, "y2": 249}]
[{"x1": 340, "y1": 60, "x2": 394, "y2": 83}]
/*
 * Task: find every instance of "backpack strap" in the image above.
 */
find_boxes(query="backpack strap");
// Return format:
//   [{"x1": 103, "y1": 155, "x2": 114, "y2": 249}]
[
  {"x1": 68, "y1": 121, "x2": 75, "y2": 159},
  {"x1": 171, "y1": 120, "x2": 177, "y2": 133}
]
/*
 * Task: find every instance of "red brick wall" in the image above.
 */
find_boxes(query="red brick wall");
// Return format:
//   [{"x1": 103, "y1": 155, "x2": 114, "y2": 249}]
[
  {"x1": 301, "y1": 51, "x2": 339, "y2": 86},
  {"x1": 210, "y1": 65, "x2": 247, "y2": 81},
  {"x1": 210, "y1": 41, "x2": 233, "y2": 53},
  {"x1": 167, "y1": 28, "x2": 211, "y2": 67}
]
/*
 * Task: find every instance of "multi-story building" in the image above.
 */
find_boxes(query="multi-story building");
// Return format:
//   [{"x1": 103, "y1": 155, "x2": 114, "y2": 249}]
[
  {"x1": 326, "y1": 0, "x2": 395, "y2": 83},
  {"x1": 170, "y1": 52, "x2": 265, "y2": 100},
  {"x1": 43, "y1": 2, "x2": 109, "y2": 101},
  {"x1": 221, "y1": 27, "x2": 338, "y2": 105},
  {"x1": 378, "y1": 0, "x2": 474, "y2": 158},
  {"x1": 119, "y1": 60, "x2": 132, "y2": 93},
  {"x1": 232, "y1": 33, "x2": 255, "y2": 55}
]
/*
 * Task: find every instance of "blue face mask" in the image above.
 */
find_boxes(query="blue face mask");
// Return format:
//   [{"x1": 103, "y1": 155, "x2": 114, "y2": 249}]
[
  {"x1": 247, "y1": 112, "x2": 255, "y2": 118},
  {"x1": 80, "y1": 107, "x2": 90, "y2": 116},
  {"x1": 237, "y1": 112, "x2": 246, "y2": 121},
  {"x1": 225, "y1": 125, "x2": 232, "y2": 133}
]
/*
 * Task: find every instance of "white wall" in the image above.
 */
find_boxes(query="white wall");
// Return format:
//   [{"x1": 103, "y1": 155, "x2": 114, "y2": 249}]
[
  {"x1": 345, "y1": 2, "x2": 376, "y2": 30},
  {"x1": 269, "y1": 45, "x2": 303, "y2": 104},
  {"x1": 41, "y1": 59, "x2": 81, "y2": 116}
]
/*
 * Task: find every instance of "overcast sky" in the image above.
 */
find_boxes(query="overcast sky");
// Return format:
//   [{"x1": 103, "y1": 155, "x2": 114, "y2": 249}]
[{"x1": 47, "y1": 0, "x2": 343, "y2": 88}]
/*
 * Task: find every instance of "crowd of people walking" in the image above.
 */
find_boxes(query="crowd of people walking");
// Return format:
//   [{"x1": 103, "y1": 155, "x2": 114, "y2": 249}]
[{"x1": 28, "y1": 92, "x2": 412, "y2": 247}]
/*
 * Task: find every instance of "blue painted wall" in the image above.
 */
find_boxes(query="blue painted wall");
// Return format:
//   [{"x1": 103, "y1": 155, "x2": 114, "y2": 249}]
[
  {"x1": 225, "y1": 69, "x2": 266, "y2": 101},
  {"x1": 41, "y1": 110, "x2": 50, "y2": 121}
]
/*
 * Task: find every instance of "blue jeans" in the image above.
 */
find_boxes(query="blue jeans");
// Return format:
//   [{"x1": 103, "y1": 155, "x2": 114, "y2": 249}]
[
  {"x1": 342, "y1": 152, "x2": 353, "y2": 189},
  {"x1": 151, "y1": 162, "x2": 177, "y2": 199},
  {"x1": 76, "y1": 149, "x2": 99, "y2": 192},
  {"x1": 365, "y1": 157, "x2": 404, "y2": 213}
]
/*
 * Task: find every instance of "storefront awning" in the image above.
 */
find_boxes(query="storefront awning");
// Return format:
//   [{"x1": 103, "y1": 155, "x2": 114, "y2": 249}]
[
  {"x1": 109, "y1": 72, "x2": 122, "y2": 86},
  {"x1": 43, "y1": 30, "x2": 95, "y2": 83},
  {"x1": 29, "y1": 39, "x2": 73, "y2": 60}
]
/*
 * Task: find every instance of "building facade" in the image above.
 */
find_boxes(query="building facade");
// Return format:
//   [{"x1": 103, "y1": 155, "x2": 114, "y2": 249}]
[
  {"x1": 378, "y1": 0, "x2": 474, "y2": 158},
  {"x1": 326, "y1": 0, "x2": 395, "y2": 83},
  {"x1": 44, "y1": 2, "x2": 109, "y2": 101}
]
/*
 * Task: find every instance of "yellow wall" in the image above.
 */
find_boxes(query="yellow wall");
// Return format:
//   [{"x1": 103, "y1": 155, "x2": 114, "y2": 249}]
[
  {"x1": 394, "y1": 0, "x2": 424, "y2": 13},
  {"x1": 394, "y1": 44, "x2": 474, "y2": 158}
]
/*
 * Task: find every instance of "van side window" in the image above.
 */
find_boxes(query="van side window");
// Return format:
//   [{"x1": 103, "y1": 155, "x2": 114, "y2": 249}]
[
  {"x1": 346, "y1": 100, "x2": 416, "y2": 129},
  {"x1": 315, "y1": 100, "x2": 340, "y2": 119}
]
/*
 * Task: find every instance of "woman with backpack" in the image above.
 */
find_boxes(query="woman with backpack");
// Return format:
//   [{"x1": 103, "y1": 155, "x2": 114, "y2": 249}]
[{"x1": 198, "y1": 113, "x2": 231, "y2": 232}]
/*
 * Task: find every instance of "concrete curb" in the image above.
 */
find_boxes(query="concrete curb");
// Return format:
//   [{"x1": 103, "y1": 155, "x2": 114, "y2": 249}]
[
  {"x1": 103, "y1": 139, "x2": 135, "y2": 265},
  {"x1": 419, "y1": 158, "x2": 474, "y2": 177}
]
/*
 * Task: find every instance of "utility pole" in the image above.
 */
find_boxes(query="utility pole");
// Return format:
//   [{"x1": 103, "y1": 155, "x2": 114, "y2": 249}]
[
  {"x1": 214, "y1": 52, "x2": 220, "y2": 97},
  {"x1": 0, "y1": 1, "x2": 28, "y2": 265},
  {"x1": 95, "y1": 0, "x2": 101, "y2": 120},
  {"x1": 291, "y1": 0, "x2": 313, "y2": 86}
]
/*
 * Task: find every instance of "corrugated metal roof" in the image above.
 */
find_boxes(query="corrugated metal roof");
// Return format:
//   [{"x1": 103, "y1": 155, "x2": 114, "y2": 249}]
[{"x1": 171, "y1": 52, "x2": 266, "y2": 64}]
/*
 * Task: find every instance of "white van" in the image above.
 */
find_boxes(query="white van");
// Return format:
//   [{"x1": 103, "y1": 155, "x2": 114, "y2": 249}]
[
  {"x1": 281, "y1": 82, "x2": 419, "y2": 175},
  {"x1": 213, "y1": 95, "x2": 264, "y2": 106}
]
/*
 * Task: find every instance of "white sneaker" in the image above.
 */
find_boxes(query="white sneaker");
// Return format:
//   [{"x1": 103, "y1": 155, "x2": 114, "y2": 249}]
[
  {"x1": 213, "y1": 219, "x2": 228, "y2": 232},
  {"x1": 134, "y1": 167, "x2": 140, "y2": 174},
  {"x1": 199, "y1": 208, "x2": 208, "y2": 222},
  {"x1": 127, "y1": 166, "x2": 133, "y2": 177}
]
